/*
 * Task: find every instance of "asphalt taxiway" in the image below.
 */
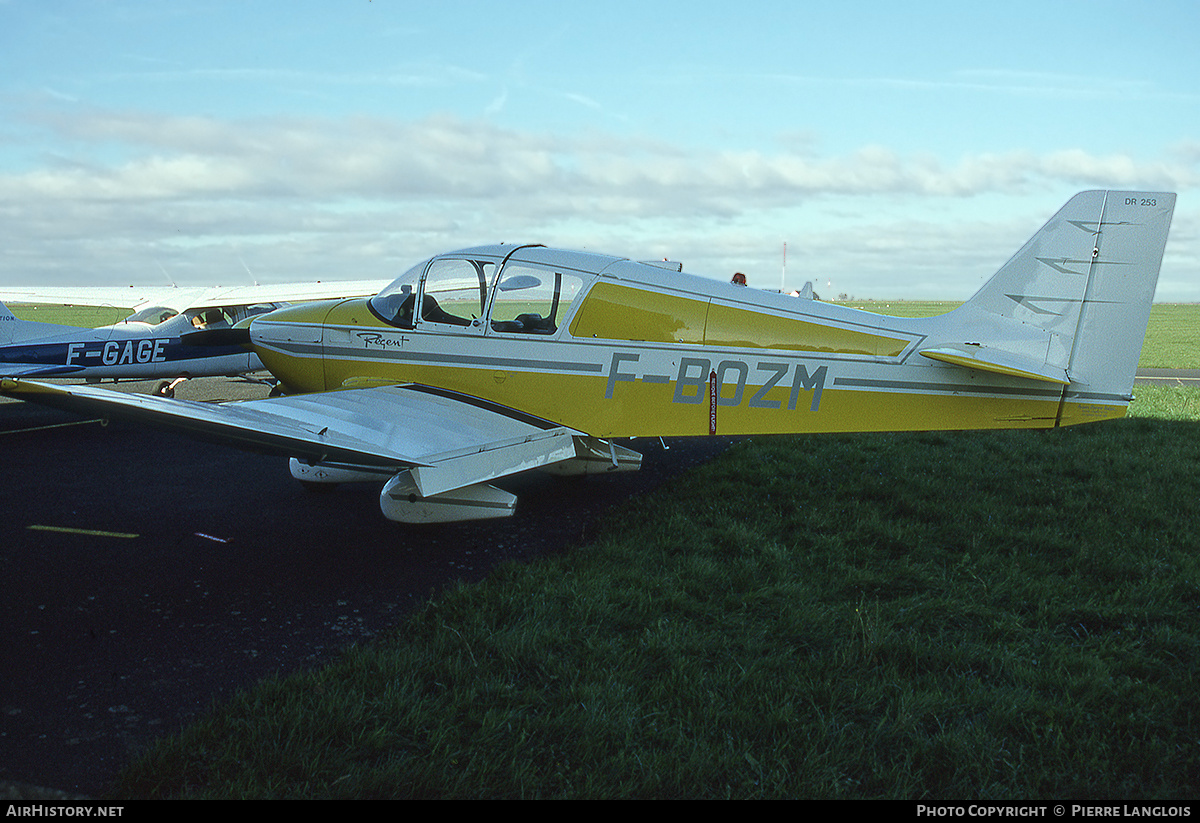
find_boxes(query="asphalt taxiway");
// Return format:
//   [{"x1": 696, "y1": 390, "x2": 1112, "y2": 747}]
[
  {"x1": 0, "y1": 377, "x2": 736, "y2": 797},
  {"x1": 1134, "y1": 368, "x2": 1200, "y2": 386}
]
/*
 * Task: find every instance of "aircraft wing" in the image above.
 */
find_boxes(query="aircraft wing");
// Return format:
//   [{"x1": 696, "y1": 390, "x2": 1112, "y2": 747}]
[
  {"x1": 0, "y1": 286, "x2": 181, "y2": 309},
  {"x1": 0, "y1": 379, "x2": 579, "y2": 500},
  {"x1": 0, "y1": 281, "x2": 389, "y2": 312},
  {"x1": 184, "y1": 281, "x2": 390, "y2": 309}
]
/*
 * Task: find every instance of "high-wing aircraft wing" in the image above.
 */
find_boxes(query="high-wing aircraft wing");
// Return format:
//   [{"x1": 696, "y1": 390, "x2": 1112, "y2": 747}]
[
  {"x1": 2, "y1": 191, "x2": 1176, "y2": 523},
  {"x1": 0, "y1": 279, "x2": 389, "y2": 385},
  {"x1": 0, "y1": 286, "x2": 185, "y2": 309},
  {"x1": 0, "y1": 281, "x2": 390, "y2": 312}
]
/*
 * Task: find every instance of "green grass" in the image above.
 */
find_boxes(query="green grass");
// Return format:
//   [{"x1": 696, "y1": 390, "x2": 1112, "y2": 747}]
[
  {"x1": 846, "y1": 301, "x2": 1200, "y2": 368},
  {"x1": 6, "y1": 303, "x2": 133, "y2": 328},
  {"x1": 1139, "y1": 305, "x2": 1200, "y2": 369},
  {"x1": 844, "y1": 299, "x2": 958, "y2": 318},
  {"x1": 1131, "y1": 384, "x2": 1200, "y2": 420},
  {"x1": 108, "y1": 388, "x2": 1200, "y2": 799}
]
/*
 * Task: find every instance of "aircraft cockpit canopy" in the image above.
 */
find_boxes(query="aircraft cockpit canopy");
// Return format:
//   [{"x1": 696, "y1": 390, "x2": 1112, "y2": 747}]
[
  {"x1": 123, "y1": 302, "x2": 285, "y2": 331},
  {"x1": 369, "y1": 251, "x2": 587, "y2": 336}
]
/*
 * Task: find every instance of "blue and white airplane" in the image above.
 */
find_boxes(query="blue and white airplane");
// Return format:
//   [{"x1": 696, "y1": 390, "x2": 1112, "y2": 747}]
[{"x1": 0, "y1": 281, "x2": 387, "y2": 393}]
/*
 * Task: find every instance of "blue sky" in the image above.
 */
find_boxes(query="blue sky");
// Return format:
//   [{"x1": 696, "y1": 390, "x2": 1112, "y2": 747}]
[{"x1": 1, "y1": 0, "x2": 1196, "y2": 300}]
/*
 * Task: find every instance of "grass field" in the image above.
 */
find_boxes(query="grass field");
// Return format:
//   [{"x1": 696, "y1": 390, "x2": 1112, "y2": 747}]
[
  {"x1": 6, "y1": 303, "x2": 132, "y2": 329},
  {"x1": 851, "y1": 301, "x2": 1200, "y2": 369},
  {"x1": 1138, "y1": 305, "x2": 1200, "y2": 369},
  {"x1": 11, "y1": 301, "x2": 1200, "y2": 799}
]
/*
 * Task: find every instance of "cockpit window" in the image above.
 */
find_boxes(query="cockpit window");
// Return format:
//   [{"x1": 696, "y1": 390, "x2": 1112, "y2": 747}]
[
  {"x1": 189, "y1": 308, "x2": 232, "y2": 329},
  {"x1": 124, "y1": 306, "x2": 179, "y2": 325},
  {"x1": 420, "y1": 258, "x2": 494, "y2": 329},
  {"x1": 234, "y1": 303, "x2": 284, "y2": 323},
  {"x1": 489, "y1": 265, "x2": 584, "y2": 335},
  {"x1": 138, "y1": 303, "x2": 284, "y2": 335},
  {"x1": 369, "y1": 257, "x2": 498, "y2": 331}
]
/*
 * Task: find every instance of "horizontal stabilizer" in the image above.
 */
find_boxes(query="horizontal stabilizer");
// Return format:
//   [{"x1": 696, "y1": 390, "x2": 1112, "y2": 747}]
[{"x1": 919, "y1": 345, "x2": 1070, "y2": 385}]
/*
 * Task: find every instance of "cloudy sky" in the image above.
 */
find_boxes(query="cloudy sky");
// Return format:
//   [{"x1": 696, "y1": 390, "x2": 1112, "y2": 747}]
[{"x1": 1, "y1": 0, "x2": 1197, "y2": 300}]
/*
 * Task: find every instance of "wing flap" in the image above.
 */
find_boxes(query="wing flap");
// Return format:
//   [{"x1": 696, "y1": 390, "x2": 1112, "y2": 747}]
[{"x1": 410, "y1": 431, "x2": 578, "y2": 497}]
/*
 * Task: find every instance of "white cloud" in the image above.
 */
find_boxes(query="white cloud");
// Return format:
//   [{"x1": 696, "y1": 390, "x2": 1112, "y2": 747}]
[{"x1": 0, "y1": 108, "x2": 1195, "y2": 299}]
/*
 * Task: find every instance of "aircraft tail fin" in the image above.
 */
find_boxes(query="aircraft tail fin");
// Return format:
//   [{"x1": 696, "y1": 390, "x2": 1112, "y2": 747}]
[
  {"x1": 925, "y1": 190, "x2": 1175, "y2": 422},
  {"x1": 0, "y1": 303, "x2": 89, "y2": 349},
  {"x1": 0, "y1": 303, "x2": 23, "y2": 344}
]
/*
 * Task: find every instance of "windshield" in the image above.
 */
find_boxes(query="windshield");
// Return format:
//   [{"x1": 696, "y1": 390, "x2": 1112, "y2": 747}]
[
  {"x1": 124, "y1": 305, "x2": 179, "y2": 325},
  {"x1": 369, "y1": 260, "x2": 425, "y2": 328},
  {"x1": 369, "y1": 257, "x2": 498, "y2": 330},
  {"x1": 124, "y1": 302, "x2": 284, "y2": 329}
]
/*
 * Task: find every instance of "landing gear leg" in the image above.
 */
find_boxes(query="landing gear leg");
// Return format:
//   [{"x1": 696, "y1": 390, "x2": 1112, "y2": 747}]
[{"x1": 156, "y1": 377, "x2": 189, "y2": 398}]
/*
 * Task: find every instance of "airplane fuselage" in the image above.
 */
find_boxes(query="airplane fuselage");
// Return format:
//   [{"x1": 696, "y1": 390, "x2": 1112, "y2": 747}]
[
  {"x1": 247, "y1": 243, "x2": 1128, "y2": 440},
  {"x1": 0, "y1": 320, "x2": 259, "y2": 379}
]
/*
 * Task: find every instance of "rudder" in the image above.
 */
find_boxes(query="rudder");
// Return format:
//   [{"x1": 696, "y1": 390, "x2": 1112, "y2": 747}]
[{"x1": 1059, "y1": 192, "x2": 1175, "y2": 419}]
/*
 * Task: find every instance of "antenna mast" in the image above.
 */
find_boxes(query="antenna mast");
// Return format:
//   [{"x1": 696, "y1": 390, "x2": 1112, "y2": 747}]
[{"x1": 781, "y1": 242, "x2": 787, "y2": 292}]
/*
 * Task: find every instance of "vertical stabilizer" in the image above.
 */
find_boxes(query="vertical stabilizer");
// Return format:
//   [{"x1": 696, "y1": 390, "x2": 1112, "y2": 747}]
[
  {"x1": 1060, "y1": 192, "x2": 1175, "y2": 406},
  {"x1": 0, "y1": 303, "x2": 22, "y2": 345},
  {"x1": 929, "y1": 191, "x2": 1175, "y2": 422},
  {"x1": 0, "y1": 303, "x2": 89, "y2": 348}
]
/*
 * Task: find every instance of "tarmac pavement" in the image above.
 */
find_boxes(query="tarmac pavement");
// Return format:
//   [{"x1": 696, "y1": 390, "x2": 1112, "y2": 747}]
[{"x1": 0, "y1": 377, "x2": 736, "y2": 797}]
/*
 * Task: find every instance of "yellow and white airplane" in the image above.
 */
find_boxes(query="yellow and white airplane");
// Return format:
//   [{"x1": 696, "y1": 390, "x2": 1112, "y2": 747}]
[{"x1": 0, "y1": 190, "x2": 1176, "y2": 522}]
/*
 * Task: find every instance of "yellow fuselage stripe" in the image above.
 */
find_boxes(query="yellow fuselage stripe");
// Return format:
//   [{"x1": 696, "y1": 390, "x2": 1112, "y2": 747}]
[
  {"x1": 259, "y1": 339, "x2": 1121, "y2": 438},
  {"x1": 252, "y1": 296, "x2": 1125, "y2": 439}
]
